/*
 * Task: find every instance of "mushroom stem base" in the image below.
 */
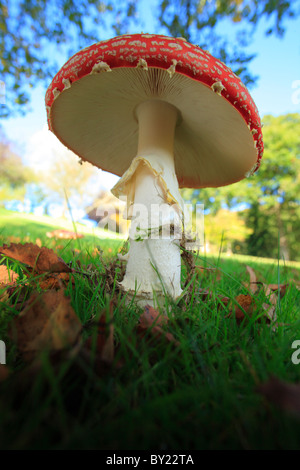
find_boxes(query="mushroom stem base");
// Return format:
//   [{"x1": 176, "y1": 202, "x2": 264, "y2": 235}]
[{"x1": 120, "y1": 236, "x2": 182, "y2": 306}]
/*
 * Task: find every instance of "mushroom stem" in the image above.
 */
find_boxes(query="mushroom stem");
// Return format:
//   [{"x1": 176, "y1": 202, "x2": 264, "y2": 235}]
[{"x1": 112, "y1": 100, "x2": 183, "y2": 306}]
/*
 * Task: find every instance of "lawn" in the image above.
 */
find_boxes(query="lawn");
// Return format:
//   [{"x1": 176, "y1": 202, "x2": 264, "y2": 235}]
[{"x1": 0, "y1": 209, "x2": 300, "y2": 450}]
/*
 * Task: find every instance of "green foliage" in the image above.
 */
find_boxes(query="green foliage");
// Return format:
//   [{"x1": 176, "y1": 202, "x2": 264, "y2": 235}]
[
  {"x1": 0, "y1": 136, "x2": 34, "y2": 203},
  {"x1": 0, "y1": 227, "x2": 299, "y2": 449},
  {"x1": 0, "y1": 0, "x2": 137, "y2": 116},
  {"x1": 244, "y1": 114, "x2": 300, "y2": 260},
  {"x1": 182, "y1": 113, "x2": 300, "y2": 261},
  {"x1": 1, "y1": 0, "x2": 299, "y2": 115}
]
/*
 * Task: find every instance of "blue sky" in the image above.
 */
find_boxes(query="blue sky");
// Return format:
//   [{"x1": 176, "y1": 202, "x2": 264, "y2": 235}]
[{"x1": 2, "y1": 3, "x2": 300, "y2": 183}]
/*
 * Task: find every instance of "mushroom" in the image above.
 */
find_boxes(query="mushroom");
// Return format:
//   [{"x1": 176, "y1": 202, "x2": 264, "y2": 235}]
[{"x1": 45, "y1": 33, "x2": 263, "y2": 307}]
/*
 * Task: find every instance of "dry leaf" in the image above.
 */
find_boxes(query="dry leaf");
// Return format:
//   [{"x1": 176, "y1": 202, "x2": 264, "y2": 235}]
[
  {"x1": 246, "y1": 265, "x2": 259, "y2": 294},
  {"x1": 197, "y1": 288, "x2": 229, "y2": 307},
  {"x1": 233, "y1": 294, "x2": 255, "y2": 321},
  {"x1": 258, "y1": 376, "x2": 300, "y2": 418},
  {"x1": 0, "y1": 290, "x2": 9, "y2": 303},
  {"x1": 35, "y1": 238, "x2": 42, "y2": 247},
  {"x1": 229, "y1": 292, "x2": 277, "y2": 325},
  {"x1": 137, "y1": 305, "x2": 179, "y2": 346},
  {"x1": 46, "y1": 229, "x2": 84, "y2": 239},
  {"x1": 261, "y1": 303, "x2": 277, "y2": 323},
  {"x1": 38, "y1": 272, "x2": 73, "y2": 290},
  {"x1": 139, "y1": 304, "x2": 168, "y2": 328},
  {"x1": 11, "y1": 289, "x2": 82, "y2": 361},
  {"x1": 267, "y1": 283, "x2": 289, "y2": 297},
  {"x1": 263, "y1": 283, "x2": 278, "y2": 306},
  {"x1": 0, "y1": 265, "x2": 19, "y2": 286},
  {"x1": 0, "y1": 266, "x2": 20, "y2": 303},
  {"x1": 0, "y1": 243, "x2": 72, "y2": 274}
]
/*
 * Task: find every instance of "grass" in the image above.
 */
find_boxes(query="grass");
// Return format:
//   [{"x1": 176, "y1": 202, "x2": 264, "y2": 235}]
[{"x1": 0, "y1": 209, "x2": 300, "y2": 450}]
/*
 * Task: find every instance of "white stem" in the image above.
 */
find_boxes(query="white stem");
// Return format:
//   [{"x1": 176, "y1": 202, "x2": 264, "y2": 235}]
[{"x1": 112, "y1": 100, "x2": 183, "y2": 306}]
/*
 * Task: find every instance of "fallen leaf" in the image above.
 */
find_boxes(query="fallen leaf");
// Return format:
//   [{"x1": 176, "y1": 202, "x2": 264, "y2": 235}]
[
  {"x1": 0, "y1": 243, "x2": 72, "y2": 274},
  {"x1": 0, "y1": 290, "x2": 9, "y2": 303},
  {"x1": 137, "y1": 305, "x2": 179, "y2": 346},
  {"x1": 258, "y1": 376, "x2": 300, "y2": 418},
  {"x1": 261, "y1": 303, "x2": 277, "y2": 324},
  {"x1": 46, "y1": 229, "x2": 84, "y2": 239},
  {"x1": 37, "y1": 272, "x2": 74, "y2": 290},
  {"x1": 198, "y1": 288, "x2": 230, "y2": 307},
  {"x1": 0, "y1": 266, "x2": 21, "y2": 302},
  {"x1": 232, "y1": 294, "x2": 255, "y2": 321},
  {"x1": 246, "y1": 265, "x2": 259, "y2": 294},
  {"x1": 11, "y1": 289, "x2": 82, "y2": 361},
  {"x1": 35, "y1": 238, "x2": 42, "y2": 247},
  {"x1": 263, "y1": 283, "x2": 278, "y2": 306},
  {"x1": 139, "y1": 304, "x2": 168, "y2": 328},
  {"x1": 0, "y1": 265, "x2": 19, "y2": 286},
  {"x1": 267, "y1": 283, "x2": 289, "y2": 297}
]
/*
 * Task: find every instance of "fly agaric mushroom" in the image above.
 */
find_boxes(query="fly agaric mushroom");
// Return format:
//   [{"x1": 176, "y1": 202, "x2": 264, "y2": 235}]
[{"x1": 45, "y1": 33, "x2": 263, "y2": 307}]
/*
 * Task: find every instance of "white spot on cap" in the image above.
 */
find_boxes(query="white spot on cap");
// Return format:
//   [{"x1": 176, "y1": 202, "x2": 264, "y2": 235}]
[
  {"x1": 136, "y1": 58, "x2": 148, "y2": 71},
  {"x1": 90, "y1": 61, "x2": 112, "y2": 74},
  {"x1": 167, "y1": 59, "x2": 177, "y2": 78},
  {"x1": 211, "y1": 81, "x2": 225, "y2": 96},
  {"x1": 62, "y1": 78, "x2": 71, "y2": 90},
  {"x1": 245, "y1": 162, "x2": 258, "y2": 178},
  {"x1": 129, "y1": 40, "x2": 146, "y2": 48},
  {"x1": 52, "y1": 88, "x2": 60, "y2": 99}
]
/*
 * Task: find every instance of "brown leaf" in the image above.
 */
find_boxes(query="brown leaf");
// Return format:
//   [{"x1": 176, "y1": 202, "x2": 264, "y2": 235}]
[
  {"x1": 139, "y1": 304, "x2": 168, "y2": 328},
  {"x1": 267, "y1": 283, "x2": 289, "y2": 297},
  {"x1": 258, "y1": 376, "x2": 300, "y2": 418},
  {"x1": 246, "y1": 265, "x2": 259, "y2": 294},
  {"x1": 197, "y1": 288, "x2": 230, "y2": 307},
  {"x1": 38, "y1": 272, "x2": 73, "y2": 290},
  {"x1": 11, "y1": 289, "x2": 82, "y2": 361},
  {"x1": 46, "y1": 229, "x2": 84, "y2": 239},
  {"x1": 0, "y1": 290, "x2": 9, "y2": 303},
  {"x1": 233, "y1": 294, "x2": 255, "y2": 321},
  {"x1": 137, "y1": 305, "x2": 179, "y2": 346},
  {"x1": 0, "y1": 265, "x2": 19, "y2": 286},
  {"x1": 263, "y1": 283, "x2": 278, "y2": 307},
  {"x1": 229, "y1": 293, "x2": 277, "y2": 325},
  {"x1": 35, "y1": 238, "x2": 42, "y2": 247},
  {"x1": 261, "y1": 284, "x2": 278, "y2": 324},
  {"x1": 0, "y1": 243, "x2": 72, "y2": 274}
]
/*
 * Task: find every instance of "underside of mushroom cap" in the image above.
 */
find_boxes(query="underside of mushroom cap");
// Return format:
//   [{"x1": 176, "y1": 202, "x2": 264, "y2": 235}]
[{"x1": 46, "y1": 33, "x2": 263, "y2": 187}]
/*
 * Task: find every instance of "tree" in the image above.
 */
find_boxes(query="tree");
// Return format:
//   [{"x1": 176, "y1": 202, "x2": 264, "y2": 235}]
[
  {"x1": 183, "y1": 113, "x2": 300, "y2": 260},
  {"x1": 158, "y1": 0, "x2": 300, "y2": 85},
  {"x1": 1, "y1": 0, "x2": 299, "y2": 116},
  {"x1": 0, "y1": 0, "x2": 137, "y2": 116},
  {"x1": 244, "y1": 113, "x2": 300, "y2": 260},
  {"x1": 35, "y1": 141, "x2": 101, "y2": 218},
  {"x1": 0, "y1": 134, "x2": 34, "y2": 203}
]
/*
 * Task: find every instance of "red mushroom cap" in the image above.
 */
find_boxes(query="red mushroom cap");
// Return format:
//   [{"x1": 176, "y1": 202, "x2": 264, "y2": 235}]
[{"x1": 45, "y1": 33, "x2": 263, "y2": 188}]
